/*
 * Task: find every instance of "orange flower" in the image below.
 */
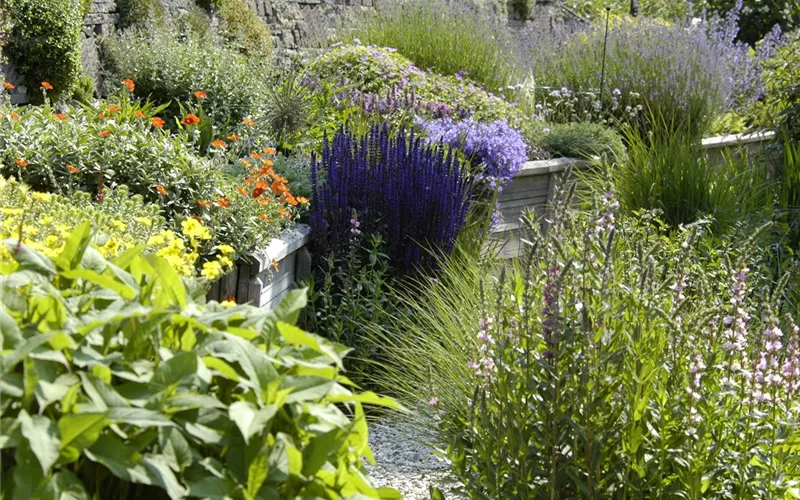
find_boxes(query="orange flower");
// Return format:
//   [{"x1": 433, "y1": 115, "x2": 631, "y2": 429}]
[
  {"x1": 271, "y1": 259, "x2": 279, "y2": 272},
  {"x1": 259, "y1": 213, "x2": 270, "y2": 222},
  {"x1": 197, "y1": 199, "x2": 211, "y2": 207},
  {"x1": 122, "y1": 78, "x2": 135, "y2": 92},
  {"x1": 66, "y1": 164, "x2": 79, "y2": 173},
  {"x1": 217, "y1": 198, "x2": 230, "y2": 208},
  {"x1": 211, "y1": 139, "x2": 226, "y2": 149},
  {"x1": 107, "y1": 105, "x2": 120, "y2": 114},
  {"x1": 297, "y1": 196, "x2": 309, "y2": 205},
  {"x1": 2, "y1": 81, "x2": 14, "y2": 90},
  {"x1": 236, "y1": 187, "x2": 248, "y2": 196},
  {"x1": 257, "y1": 197, "x2": 269, "y2": 206},
  {"x1": 263, "y1": 147, "x2": 277, "y2": 155},
  {"x1": 249, "y1": 152, "x2": 262, "y2": 159},
  {"x1": 280, "y1": 207, "x2": 291, "y2": 218},
  {"x1": 99, "y1": 129, "x2": 112, "y2": 137},
  {"x1": 15, "y1": 158, "x2": 28, "y2": 167},
  {"x1": 9, "y1": 113, "x2": 19, "y2": 120},
  {"x1": 271, "y1": 181, "x2": 287, "y2": 196},
  {"x1": 227, "y1": 134, "x2": 240, "y2": 141},
  {"x1": 181, "y1": 114, "x2": 200, "y2": 126},
  {"x1": 55, "y1": 113, "x2": 67, "y2": 120},
  {"x1": 242, "y1": 117, "x2": 255, "y2": 127},
  {"x1": 252, "y1": 187, "x2": 266, "y2": 198},
  {"x1": 262, "y1": 159, "x2": 274, "y2": 168},
  {"x1": 156, "y1": 185, "x2": 168, "y2": 196},
  {"x1": 282, "y1": 193, "x2": 298, "y2": 206},
  {"x1": 224, "y1": 294, "x2": 236, "y2": 303},
  {"x1": 134, "y1": 110, "x2": 146, "y2": 119},
  {"x1": 273, "y1": 174, "x2": 288, "y2": 184},
  {"x1": 241, "y1": 159, "x2": 252, "y2": 168},
  {"x1": 98, "y1": 113, "x2": 105, "y2": 120},
  {"x1": 41, "y1": 81, "x2": 53, "y2": 90},
  {"x1": 151, "y1": 117, "x2": 165, "y2": 128},
  {"x1": 193, "y1": 90, "x2": 207, "y2": 100}
]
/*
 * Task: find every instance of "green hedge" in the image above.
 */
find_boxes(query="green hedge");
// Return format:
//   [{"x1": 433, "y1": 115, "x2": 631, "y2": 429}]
[{"x1": 6, "y1": 0, "x2": 83, "y2": 102}]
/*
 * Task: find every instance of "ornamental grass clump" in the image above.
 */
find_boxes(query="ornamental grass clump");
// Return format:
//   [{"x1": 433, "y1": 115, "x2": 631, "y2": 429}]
[
  {"x1": 340, "y1": 0, "x2": 519, "y2": 93},
  {"x1": 310, "y1": 125, "x2": 472, "y2": 273},
  {"x1": 374, "y1": 176, "x2": 800, "y2": 498}
]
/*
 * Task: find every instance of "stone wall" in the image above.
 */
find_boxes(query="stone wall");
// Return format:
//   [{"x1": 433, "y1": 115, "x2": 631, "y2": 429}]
[{"x1": 82, "y1": 1, "x2": 120, "y2": 95}]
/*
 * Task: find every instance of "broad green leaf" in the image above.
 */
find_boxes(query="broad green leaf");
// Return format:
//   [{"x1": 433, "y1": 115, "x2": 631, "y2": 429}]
[
  {"x1": 283, "y1": 376, "x2": 335, "y2": 404},
  {"x1": 58, "y1": 413, "x2": 108, "y2": 463},
  {"x1": 247, "y1": 452, "x2": 269, "y2": 498},
  {"x1": 205, "y1": 336, "x2": 278, "y2": 404},
  {"x1": 112, "y1": 245, "x2": 146, "y2": 270},
  {"x1": 202, "y1": 356, "x2": 240, "y2": 382},
  {"x1": 229, "y1": 402, "x2": 278, "y2": 444},
  {"x1": 141, "y1": 454, "x2": 188, "y2": 500},
  {"x1": 268, "y1": 433, "x2": 303, "y2": 482},
  {"x1": 353, "y1": 402, "x2": 374, "y2": 464},
  {"x1": 48, "y1": 332, "x2": 75, "y2": 350},
  {"x1": 84, "y1": 434, "x2": 145, "y2": 482},
  {"x1": 0, "y1": 306, "x2": 22, "y2": 349},
  {"x1": 107, "y1": 408, "x2": 173, "y2": 427},
  {"x1": 151, "y1": 351, "x2": 198, "y2": 389},
  {"x1": 326, "y1": 391, "x2": 403, "y2": 410},
  {"x1": 4, "y1": 239, "x2": 57, "y2": 275},
  {"x1": 53, "y1": 222, "x2": 92, "y2": 271},
  {"x1": 40, "y1": 470, "x2": 90, "y2": 500},
  {"x1": 1, "y1": 418, "x2": 22, "y2": 449},
  {"x1": 60, "y1": 268, "x2": 136, "y2": 300},
  {"x1": 19, "y1": 410, "x2": 61, "y2": 474},
  {"x1": 186, "y1": 475, "x2": 238, "y2": 498},
  {"x1": 162, "y1": 428, "x2": 193, "y2": 472},
  {"x1": 79, "y1": 247, "x2": 108, "y2": 274},
  {"x1": 272, "y1": 289, "x2": 307, "y2": 325},
  {"x1": 1, "y1": 333, "x2": 54, "y2": 374},
  {"x1": 276, "y1": 322, "x2": 345, "y2": 369},
  {"x1": 302, "y1": 429, "x2": 346, "y2": 477},
  {"x1": 12, "y1": 446, "x2": 45, "y2": 500},
  {"x1": 144, "y1": 255, "x2": 187, "y2": 309},
  {"x1": 35, "y1": 374, "x2": 79, "y2": 411},
  {"x1": 78, "y1": 373, "x2": 129, "y2": 409},
  {"x1": 183, "y1": 422, "x2": 224, "y2": 445},
  {"x1": 165, "y1": 394, "x2": 226, "y2": 411}
]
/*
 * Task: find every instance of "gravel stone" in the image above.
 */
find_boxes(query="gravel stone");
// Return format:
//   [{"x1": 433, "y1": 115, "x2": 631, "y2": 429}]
[{"x1": 365, "y1": 422, "x2": 461, "y2": 499}]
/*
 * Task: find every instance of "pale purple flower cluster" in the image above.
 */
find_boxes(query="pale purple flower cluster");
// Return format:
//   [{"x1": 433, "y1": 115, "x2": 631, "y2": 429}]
[
  {"x1": 417, "y1": 117, "x2": 527, "y2": 192},
  {"x1": 594, "y1": 191, "x2": 619, "y2": 235},
  {"x1": 468, "y1": 316, "x2": 498, "y2": 381}
]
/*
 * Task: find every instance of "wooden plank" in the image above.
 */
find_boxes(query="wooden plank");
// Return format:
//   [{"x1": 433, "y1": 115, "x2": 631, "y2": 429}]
[
  {"x1": 236, "y1": 263, "x2": 251, "y2": 305},
  {"x1": 207, "y1": 280, "x2": 220, "y2": 302},
  {"x1": 260, "y1": 270, "x2": 296, "y2": 307},
  {"x1": 219, "y1": 267, "x2": 239, "y2": 302}
]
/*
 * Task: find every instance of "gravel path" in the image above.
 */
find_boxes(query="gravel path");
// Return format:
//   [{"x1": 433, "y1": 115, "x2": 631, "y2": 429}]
[{"x1": 366, "y1": 422, "x2": 460, "y2": 499}]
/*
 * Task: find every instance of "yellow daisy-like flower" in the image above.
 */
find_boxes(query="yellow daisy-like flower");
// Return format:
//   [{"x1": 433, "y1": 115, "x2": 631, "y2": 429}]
[
  {"x1": 220, "y1": 299, "x2": 236, "y2": 309},
  {"x1": 134, "y1": 217, "x2": 153, "y2": 227},
  {"x1": 111, "y1": 219, "x2": 127, "y2": 231},
  {"x1": 201, "y1": 260, "x2": 224, "y2": 280},
  {"x1": 181, "y1": 218, "x2": 212, "y2": 241},
  {"x1": 215, "y1": 244, "x2": 235, "y2": 255}
]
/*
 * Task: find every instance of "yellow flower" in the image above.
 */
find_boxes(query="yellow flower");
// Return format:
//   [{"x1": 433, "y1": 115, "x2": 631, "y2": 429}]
[
  {"x1": 41, "y1": 216, "x2": 54, "y2": 225},
  {"x1": 181, "y1": 218, "x2": 212, "y2": 241},
  {"x1": 215, "y1": 244, "x2": 235, "y2": 255},
  {"x1": 201, "y1": 260, "x2": 224, "y2": 280},
  {"x1": 220, "y1": 299, "x2": 236, "y2": 309},
  {"x1": 31, "y1": 192, "x2": 51, "y2": 202},
  {"x1": 111, "y1": 219, "x2": 127, "y2": 231},
  {"x1": 217, "y1": 255, "x2": 234, "y2": 269},
  {"x1": 44, "y1": 235, "x2": 61, "y2": 248},
  {"x1": 134, "y1": 217, "x2": 153, "y2": 227},
  {"x1": 148, "y1": 233, "x2": 166, "y2": 246},
  {"x1": 1, "y1": 208, "x2": 23, "y2": 216}
]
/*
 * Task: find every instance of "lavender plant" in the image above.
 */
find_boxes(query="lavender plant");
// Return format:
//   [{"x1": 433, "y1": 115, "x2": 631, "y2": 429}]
[
  {"x1": 309, "y1": 125, "x2": 472, "y2": 273},
  {"x1": 374, "y1": 177, "x2": 800, "y2": 497}
]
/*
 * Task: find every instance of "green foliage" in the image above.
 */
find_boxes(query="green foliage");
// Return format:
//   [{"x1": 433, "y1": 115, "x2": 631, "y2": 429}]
[
  {"x1": 101, "y1": 23, "x2": 268, "y2": 128},
  {"x1": 763, "y1": 31, "x2": 800, "y2": 139},
  {"x1": 6, "y1": 0, "x2": 83, "y2": 102},
  {"x1": 614, "y1": 131, "x2": 772, "y2": 230},
  {"x1": 374, "y1": 185, "x2": 800, "y2": 498},
  {"x1": 779, "y1": 133, "x2": 800, "y2": 249},
  {"x1": 540, "y1": 121, "x2": 625, "y2": 160},
  {"x1": 340, "y1": 0, "x2": 519, "y2": 93},
  {"x1": 0, "y1": 224, "x2": 400, "y2": 499},
  {"x1": 215, "y1": 0, "x2": 274, "y2": 59},
  {"x1": 696, "y1": 0, "x2": 800, "y2": 45},
  {"x1": 264, "y1": 72, "x2": 313, "y2": 155},
  {"x1": 71, "y1": 74, "x2": 96, "y2": 104},
  {"x1": 302, "y1": 234, "x2": 395, "y2": 380},
  {"x1": 116, "y1": 0, "x2": 166, "y2": 29},
  {"x1": 565, "y1": 0, "x2": 690, "y2": 21}
]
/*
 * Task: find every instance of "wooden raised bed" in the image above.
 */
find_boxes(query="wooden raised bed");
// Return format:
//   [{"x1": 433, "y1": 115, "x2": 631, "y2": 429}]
[{"x1": 207, "y1": 224, "x2": 312, "y2": 309}]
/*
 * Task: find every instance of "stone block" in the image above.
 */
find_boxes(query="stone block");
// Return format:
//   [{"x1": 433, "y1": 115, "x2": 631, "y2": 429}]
[
  {"x1": 88, "y1": 1, "x2": 117, "y2": 14},
  {"x1": 81, "y1": 36, "x2": 102, "y2": 87},
  {"x1": 83, "y1": 12, "x2": 119, "y2": 25}
]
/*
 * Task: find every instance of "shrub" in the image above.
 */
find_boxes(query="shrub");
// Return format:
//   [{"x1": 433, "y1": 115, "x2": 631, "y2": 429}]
[
  {"x1": 0, "y1": 95, "x2": 300, "y2": 256},
  {"x1": 101, "y1": 24, "x2": 268, "y2": 127},
  {"x1": 310, "y1": 126, "x2": 472, "y2": 274},
  {"x1": 214, "y1": 0, "x2": 274, "y2": 59},
  {"x1": 539, "y1": 121, "x2": 625, "y2": 160},
  {"x1": 763, "y1": 30, "x2": 800, "y2": 138},
  {"x1": 697, "y1": 0, "x2": 799, "y2": 45},
  {"x1": 340, "y1": 0, "x2": 519, "y2": 93},
  {"x1": 375, "y1": 185, "x2": 800, "y2": 498},
  {"x1": 6, "y1": 0, "x2": 83, "y2": 102},
  {"x1": 116, "y1": 0, "x2": 166, "y2": 28},
  {"x1": 0, "y1": 225, "x2": 400, "y2": 499},
  {"x1": 302, "y1": 45, "x2": 538, "y2": 156},
  {"x1": 524, "y1": 16, "x2": 747, "y2": 137},
  {"x1": 71, "y1": 74, "x2": 96, "y2": 104}
]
